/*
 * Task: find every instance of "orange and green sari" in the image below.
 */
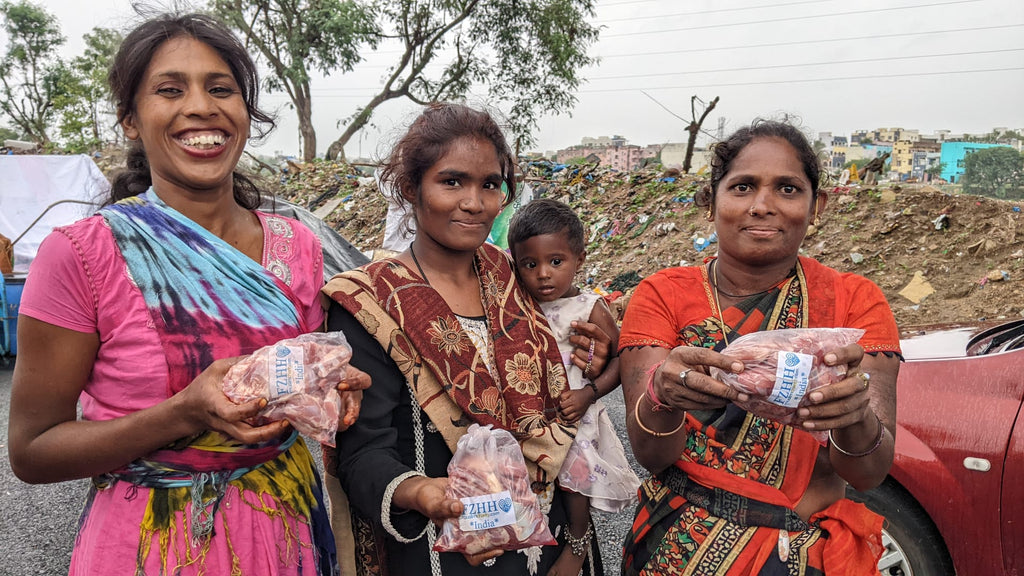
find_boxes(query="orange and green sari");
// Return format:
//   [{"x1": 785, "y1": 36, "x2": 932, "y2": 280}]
[{"x1": 619, "y1": 257, "x2": 901, "y2": 576}]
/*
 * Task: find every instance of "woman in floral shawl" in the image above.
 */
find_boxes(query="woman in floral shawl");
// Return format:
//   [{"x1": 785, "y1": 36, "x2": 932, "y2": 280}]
[{"x1": 322, "y1": 103, "x2": 612, "y2": 576}]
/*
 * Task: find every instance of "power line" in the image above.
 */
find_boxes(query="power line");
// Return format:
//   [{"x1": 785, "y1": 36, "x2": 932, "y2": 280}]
[
  {"x1": 576, "y1": 66, "x2": 1024, "y2": 93},
  {"x1": 603, "y1": 0, "x2": 982, "y2": 38},
  {"x1": 594, "y1": 0, "x2": 841, "y2": 23},
  {"x1": 594, "y1": 23, "x2": 1024, "y2": 59},
  {"x1": 586, "y1": 48, "x2": 1024, "y2": 81}
]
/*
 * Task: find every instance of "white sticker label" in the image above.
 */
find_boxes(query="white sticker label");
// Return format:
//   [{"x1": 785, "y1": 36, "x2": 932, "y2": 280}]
[
  {"x1": 768, "y1": 351, "x2": 813, "y2": 408},
  {"x1": 266, "y1": 344, "x2": 305, "y2": 399},
  {"x1": 457, "y1": 490, "x2": 516, "y2": 532}
]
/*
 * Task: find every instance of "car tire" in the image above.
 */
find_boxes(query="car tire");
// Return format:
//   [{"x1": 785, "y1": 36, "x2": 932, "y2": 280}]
[{"x1": 846, "y1": 479, "x2": 956, "y2": 576}]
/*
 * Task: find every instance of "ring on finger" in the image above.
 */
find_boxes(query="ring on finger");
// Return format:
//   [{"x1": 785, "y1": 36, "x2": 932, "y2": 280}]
[
  {"x1": 483, "y1": 558, "x2": 496, "y2": 567},
  {"x1": 679, "y1": 368, "x2": 693, "y2": 387},
  {"x1": 856, "y1": 371, "x2": 871, "y2": 390},
  {"x1": 583, "y1": 339, "x2": 596, "y2": 378}
]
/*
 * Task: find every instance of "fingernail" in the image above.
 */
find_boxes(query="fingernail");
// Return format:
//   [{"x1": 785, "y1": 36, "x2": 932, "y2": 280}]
[
  {"x1": 737, "y1": 393, "x2": 749, "y2": 402},
  {"x1": 798, "y1": 408, "x2": 810, "y2": 417},
  {"x1": 803, "y1": 421, "x2": 816, "y2": 429},
  {"x1": 809, "y1": 392, "x2": 823, "y2": 403},
  {"x1": 824, "y1": 353, "x2": 837, "y2": 365},
  {"x1": 257, "y1": 399, "x2": 268, "y2": 409},
  {"x1": 337, "y1": 383, "x2": 349, "y2": 391},
  {"x1": 731, "y1": 362, "x2": 743, "y2": 373}
]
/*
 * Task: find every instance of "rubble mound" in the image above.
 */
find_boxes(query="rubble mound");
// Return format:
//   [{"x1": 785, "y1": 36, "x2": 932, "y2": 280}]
[{"x1": 271, "y1": 159, "x2": 1024, "y2": 330}]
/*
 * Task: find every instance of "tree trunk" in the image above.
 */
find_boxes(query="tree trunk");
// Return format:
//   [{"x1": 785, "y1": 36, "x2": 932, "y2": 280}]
[
  {"x1": 681, "y1": 95, "x2": 719, "y2": 174},
  {"x1": 296, "y1": 94, "x2": 316, "y2": 163},
  {"x1": 325, "y1": 95, "x2": 385, "y2": 161}
]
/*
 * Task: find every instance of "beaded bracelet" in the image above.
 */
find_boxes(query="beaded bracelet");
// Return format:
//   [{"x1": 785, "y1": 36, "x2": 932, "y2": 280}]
[
  {"x1": 645, "y1": 360, "x2": 673, "y2": 412},
  {"x1": 829, "y1": 413, "x2": 885, "y2": 457}
]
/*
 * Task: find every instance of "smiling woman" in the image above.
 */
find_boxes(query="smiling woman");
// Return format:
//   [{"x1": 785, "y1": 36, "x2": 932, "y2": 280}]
[{"x1": 6, "y1": 12, "x2": 370, "y2": 576}]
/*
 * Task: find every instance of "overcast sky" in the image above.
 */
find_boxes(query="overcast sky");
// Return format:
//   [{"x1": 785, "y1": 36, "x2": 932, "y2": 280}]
[{"x1": 29, "y1": 0, "x2": 1024, "y2": 158}]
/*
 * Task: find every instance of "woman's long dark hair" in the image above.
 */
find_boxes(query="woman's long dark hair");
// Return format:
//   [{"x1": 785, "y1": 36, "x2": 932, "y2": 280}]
[{"x1": 106, "y1": 13, "x2": 275, "y2": 208}]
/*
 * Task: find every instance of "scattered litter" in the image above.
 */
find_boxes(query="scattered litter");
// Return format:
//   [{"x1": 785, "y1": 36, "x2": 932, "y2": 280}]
[
  {"x1": 898, "y1": 271, "x2": 935, "y2": 304},
  {"x1": 931, "y1": 214, "x2": 949, "y2": 230},
  {"x1": 850, "y1": 252, "x2": 864, "y2": 264}
]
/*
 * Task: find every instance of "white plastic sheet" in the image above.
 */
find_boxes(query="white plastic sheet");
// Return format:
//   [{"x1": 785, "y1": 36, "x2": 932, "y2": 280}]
[{"x1": 0, "y1": 155, "x2": 107, "y2": 272}]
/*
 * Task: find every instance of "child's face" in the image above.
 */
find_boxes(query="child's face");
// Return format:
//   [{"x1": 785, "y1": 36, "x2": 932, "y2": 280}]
[{"x1": 513, "y1": 232, "x2": 584, "y2": 302}]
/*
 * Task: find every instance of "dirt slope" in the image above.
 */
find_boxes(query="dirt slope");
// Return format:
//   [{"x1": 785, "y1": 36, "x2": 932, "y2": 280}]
[{"x1": 100, "y1": 155, "x2": 1002, "y2": 329}]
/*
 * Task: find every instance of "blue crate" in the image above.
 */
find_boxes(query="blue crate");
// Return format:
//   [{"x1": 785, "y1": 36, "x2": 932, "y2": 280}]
[{"x1": 2, "y1": 274, "x2": 25, "y2": 356}]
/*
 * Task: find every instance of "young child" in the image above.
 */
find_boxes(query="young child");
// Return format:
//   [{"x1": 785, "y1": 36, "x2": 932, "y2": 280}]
[{"x1": 508, "y1": 198, "x2": 641, "y2": 576}]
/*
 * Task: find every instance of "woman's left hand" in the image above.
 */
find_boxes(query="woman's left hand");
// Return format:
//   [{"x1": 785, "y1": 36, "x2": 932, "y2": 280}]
[
  {"x1": 336, "y1": 365, "x2": 372, "y2": 432},
  {"x1": 796, "y1": 342, "x2": 873, "y2": 431},
  {"x1": 568, "y1": 320, "x2": 613, "y2": 379}
]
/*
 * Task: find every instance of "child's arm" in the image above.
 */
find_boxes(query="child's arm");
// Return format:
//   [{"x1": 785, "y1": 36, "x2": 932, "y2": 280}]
[
  {"x1": 558, "y1": 299, "x2": 621, "y2": 423},
  {"x1": 586, "y1": 298, "x2": 621, "y2": 400}
]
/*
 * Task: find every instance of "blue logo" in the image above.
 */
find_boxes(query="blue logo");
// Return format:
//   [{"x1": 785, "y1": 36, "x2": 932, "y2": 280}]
[
  {"x1": 784, "y1": 353, "x2": 800, "y2": 367},
  {"x1": 497, "y1": 498, "x2": 513, "y2": 513},
  {"x1": 276, "y1": 346, "x2": 290, "y2": 358}
]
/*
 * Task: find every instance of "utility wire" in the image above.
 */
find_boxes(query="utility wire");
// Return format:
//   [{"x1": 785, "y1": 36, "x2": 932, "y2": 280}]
[
  {"x1": 603, "y1": 0, "x2": 982, "y2": 38},
  {"x1": 576, "y1": 66, "x2": 1024, "y2": 93},
  {"x1": 594, "y1": 23, "x2": 1024, "y2": 59},
  {"x1": 594, "y1": 0, "x2": 842, "y2": 23},
  {"x1": 587, "y1": 48, "x2": 1024, "y2": 81}
]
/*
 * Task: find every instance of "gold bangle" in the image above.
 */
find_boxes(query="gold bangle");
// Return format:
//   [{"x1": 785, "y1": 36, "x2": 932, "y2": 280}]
[
  {"x1": 633, "y1": 393, "x2": 685, "y2": 437},
  {"x1": 829, "y1": 413, "x2": 885, "y2": 457}
]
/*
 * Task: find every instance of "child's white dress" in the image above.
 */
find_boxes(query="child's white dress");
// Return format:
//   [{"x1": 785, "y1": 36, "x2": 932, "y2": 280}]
[{"x1": 540, "y1": 293, "x2": 641, "y2": 513}]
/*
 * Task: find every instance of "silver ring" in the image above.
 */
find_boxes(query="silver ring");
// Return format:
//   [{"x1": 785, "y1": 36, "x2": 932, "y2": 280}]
[
  {"x1": 483, "y1": 558, "x2": 497, "y2": 567},
  {"x1": 679, "y1": 368, "x2": 693, "y2": 387}
]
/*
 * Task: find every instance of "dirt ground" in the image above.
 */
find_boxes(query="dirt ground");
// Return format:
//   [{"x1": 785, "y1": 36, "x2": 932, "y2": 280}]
[{"x1": 268, "y1": 160, "x2": 1024, "y2": 331}]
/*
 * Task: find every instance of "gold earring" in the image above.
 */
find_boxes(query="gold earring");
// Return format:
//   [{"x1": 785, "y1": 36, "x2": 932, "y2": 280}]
[
  {"x1": 813, "y1": 205, "x2": 820, "y2": 226},
  {"x1": 705, "y1": 208, "x2": 713, "y2": 220}
]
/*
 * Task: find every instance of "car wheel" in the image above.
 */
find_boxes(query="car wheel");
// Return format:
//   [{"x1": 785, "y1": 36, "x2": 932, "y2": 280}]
[{"x1": 846, "y1": 479, "x2": 955, "y2": 576}]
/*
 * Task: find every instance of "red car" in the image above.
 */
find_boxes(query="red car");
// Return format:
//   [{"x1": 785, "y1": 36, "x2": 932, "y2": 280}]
[{"x1": 848, "y1": 319, "x2": 1024, "y2": 576}]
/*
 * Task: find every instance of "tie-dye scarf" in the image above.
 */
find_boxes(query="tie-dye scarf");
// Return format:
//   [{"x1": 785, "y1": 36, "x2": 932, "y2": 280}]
[{"x1": 96, "y1": 190, "x2": 335, "y2": 574}]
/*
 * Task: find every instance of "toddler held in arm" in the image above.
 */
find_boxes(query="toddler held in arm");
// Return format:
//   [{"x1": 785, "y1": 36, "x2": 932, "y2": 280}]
[{"x1": 508, "y1": 198, "x2": 641, "y2": 576}]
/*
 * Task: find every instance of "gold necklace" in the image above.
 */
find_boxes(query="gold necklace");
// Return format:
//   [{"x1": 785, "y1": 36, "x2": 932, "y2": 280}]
[{"x1": 711, "y1": 260, "x2": 731, "y2": 347}]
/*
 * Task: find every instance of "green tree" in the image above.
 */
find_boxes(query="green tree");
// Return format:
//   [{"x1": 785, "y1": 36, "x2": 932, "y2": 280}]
[
  {"x1": 0, "y1": 125, "x2": 20, "y2": 141},
  {"x1": 63, "y1": 27, "x2": 122, "y2": 147},
  {"x1": 0, "y1": 0, "x2": 66, "y2": 145},
  {"x1": 322, "y1": 0, "x2": 599, "y2": 161},
  {"x1": 924, "y1": 161, "x2": 946, "y2": 181},
  {"x1": 213, "y1": 0, "x2": 379, "y2": 162},
  {"x1": 962, "y1": 146, "x2": 1024, "y2": 199}
]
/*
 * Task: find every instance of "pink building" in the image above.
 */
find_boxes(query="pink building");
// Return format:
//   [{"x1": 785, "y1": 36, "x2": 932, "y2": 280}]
[{"x1": 554, "y1": 137, "x2": 662, "y2": 171}]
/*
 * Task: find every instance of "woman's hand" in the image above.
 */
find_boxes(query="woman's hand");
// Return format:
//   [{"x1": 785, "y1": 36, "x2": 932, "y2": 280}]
[
  {"x1": 557, "y1": 387, "x2": 596, "y2": 423},
  {"x1": 796, "y1": 342, "x2": 873, "y2": 431},
  {"x1": 394, "y1": 475, "x2": 506, "y2": 566},
  {"x1": 177, "y1": 357, "x2": 291, "y2": 444},
  {"x1": 337, "y1": 365, "x2": 372, "y2": 432},
  {"x1": 655, "y1": 345, "x2": 747, "y2": 411},
  {"x1": 568, "y1": 320, "x2": 613, "y2": 378}
]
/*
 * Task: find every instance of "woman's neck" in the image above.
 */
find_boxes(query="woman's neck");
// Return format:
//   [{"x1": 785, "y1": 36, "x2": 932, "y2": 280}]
[
  {"x1": 713, "y1": 254, "x2": 797, "y2": 298},
  {"x1": 407, "y1": 238, "x2": 478, "y2": 284}
]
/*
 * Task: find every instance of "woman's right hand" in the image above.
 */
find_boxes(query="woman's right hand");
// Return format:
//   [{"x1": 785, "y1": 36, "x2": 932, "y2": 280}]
[
  {"x1": 177, "y1": 357, "x2": 290, "y2": 444},
  {"x1": 397, "y1": 475, "x2": 505, "y2": 566},
  {"x1": 655, "y1": 346, "x2": 748, "y2": 411}
]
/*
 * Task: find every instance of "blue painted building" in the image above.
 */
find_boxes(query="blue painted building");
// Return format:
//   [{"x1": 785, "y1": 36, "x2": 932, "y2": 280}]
[{"x1": 939, "y1": 142, "x2": 1012, "y2": 183}]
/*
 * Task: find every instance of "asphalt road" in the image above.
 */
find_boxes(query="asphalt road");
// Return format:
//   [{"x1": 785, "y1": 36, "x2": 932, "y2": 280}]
[{"x1": 0, "y1": 361, "x2": 644, "y2": 575}]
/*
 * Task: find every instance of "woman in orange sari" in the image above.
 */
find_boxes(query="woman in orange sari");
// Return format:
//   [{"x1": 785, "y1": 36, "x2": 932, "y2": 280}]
[{"x1": 619, "y1": 120, "x2": 901, "y2": 575}]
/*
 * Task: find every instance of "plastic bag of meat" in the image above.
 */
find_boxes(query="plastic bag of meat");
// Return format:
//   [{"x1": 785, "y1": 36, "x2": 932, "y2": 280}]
[
  {"x1": 433, "y1": 424, "x2": 557, "y2": 554},
  {"x1": 222, "y1": 332, "x2": 352, "y2": 447},
  {"x1": 709, "y1": 328, "x2": 865, "y2": 442}
]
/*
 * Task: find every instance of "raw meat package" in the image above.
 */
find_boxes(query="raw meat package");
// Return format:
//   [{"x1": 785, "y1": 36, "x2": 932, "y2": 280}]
[
  {"x1": 709, "y1": 328, "x2": 865, "y2": 442},
  {"x1": 433, "y1": 424, "x2": 556, "y2": 554},
  {"x1": 222, "y1": 332, "x2": 352, "y2": 446}
]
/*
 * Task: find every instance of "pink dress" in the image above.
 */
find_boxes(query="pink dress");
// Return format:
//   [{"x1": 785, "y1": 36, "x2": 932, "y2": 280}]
[{"x1": 20, "y1": 210, "x2": 329, "y2": 575}]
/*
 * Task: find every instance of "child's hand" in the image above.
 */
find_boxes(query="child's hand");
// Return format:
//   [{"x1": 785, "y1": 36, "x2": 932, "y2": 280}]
[{"x1": 558, "y1": 387, "x2": 596, "y2": 423}]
